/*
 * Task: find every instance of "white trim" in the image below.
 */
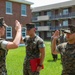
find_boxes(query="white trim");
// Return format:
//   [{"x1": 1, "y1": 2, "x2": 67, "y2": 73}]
[
  {"x1": 21, "y1": 4, "x2": 27, "y2": 16},
  {"x1": 6, "y1": 13, "x2": 13, "y2": 15},
  {"x1": 8, "y1": 0, "x2": 33, "y2": 5},
  {"x1": 6, "y1": 37, "x2": 13, "y2": 39},
  {"x1": 19, "y1": 44, "x2": 25, "y2": 46},
  {"x1": 6, "y1": 1, "x2": 12, "y2": 14},
  {"x1": 6, "y1": 26, "x2": 12, "y2": 39},
  {"x1": 22, "y1": 27, "x2": 26, "y2": 38},
  {"x1": 21, "y1": 15, "x2": 27, "y2": 17}
]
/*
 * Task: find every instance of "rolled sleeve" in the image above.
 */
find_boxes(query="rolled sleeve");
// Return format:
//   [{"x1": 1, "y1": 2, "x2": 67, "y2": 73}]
[
  {"x1": 56, "y1": 46, "x2": 60, "y2": 53},
  {"x1": 1, "y1": 41, "x2": 8, "y2": 50},
  {"x1": 38, "y1": 40, "x2": 45, "y2": 48},
  {"x1": 39, "y1": 43, "x2": 45, "y2": 48}
]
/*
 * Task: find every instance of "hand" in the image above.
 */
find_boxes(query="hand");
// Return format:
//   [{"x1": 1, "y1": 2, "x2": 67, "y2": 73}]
[
  {"x1": 52, "y1": 30, "x2": 59, "y2": 40},
  {"x1": 15, "y1": 20, "x2": 22, "y2": 31},
  {"x1": 36, "y1": 66, "x2": 42, "y2": 72}
]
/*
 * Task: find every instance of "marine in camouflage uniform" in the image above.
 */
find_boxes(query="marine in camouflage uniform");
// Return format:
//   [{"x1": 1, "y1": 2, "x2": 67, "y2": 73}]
[
  {"x1": 52, "y1": 25, "x2": 75, "y2": 75},
  {"x1": 51, "y1": 32, "x2": 59, "y2": 61},
  {"x1": 0, "y1": 38, "x2": 8, "y2": 75},
  {"x1": 22, "y1": 23, "x2": 45, "y2": 75},
  {"x1": 57, "y1": 42, "x2": 75, "y2": 75},
  {"x1": 0, "y1": 17, "x2": 22, "y2": 75}
]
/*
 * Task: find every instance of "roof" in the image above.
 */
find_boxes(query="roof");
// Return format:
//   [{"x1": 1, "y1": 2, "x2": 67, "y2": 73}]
[
  {"x1": 9, "y1": 0, "x2": 34, "y2": 5},
  {"x1": 32, "y1": 0, "x2": 75, "y2": 12}
]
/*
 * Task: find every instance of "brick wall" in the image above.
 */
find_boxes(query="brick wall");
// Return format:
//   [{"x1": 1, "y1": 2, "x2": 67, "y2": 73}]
[{"x1": 0, "y1": 0, "x2": 32, "y2": 41}]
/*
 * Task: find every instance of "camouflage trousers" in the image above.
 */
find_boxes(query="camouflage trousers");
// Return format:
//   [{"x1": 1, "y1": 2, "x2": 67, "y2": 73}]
[
  {"x1": 0, "y1": 69, "x2": 7, "y2": 75},
  {"x1": 23, "y1": 64, "x2": 39, "y2": 75},
  {"x1": 0, "y1": 72, "x2": 7, "y2": 75}
]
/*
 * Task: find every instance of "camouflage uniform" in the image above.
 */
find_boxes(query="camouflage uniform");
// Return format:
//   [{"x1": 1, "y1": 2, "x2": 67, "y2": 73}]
[
  {"x1": 0, "y1": 38, "x2": 8, "y2": 75},
  {"x1": 51, "y1": 36, "x2": 59, "y2": 61},
  {"x1": 59, "y1": 34, "x2": 67, "y2": 44},
  {"x1": 23, "y1": 35, "x2": 45, "y2": 75},
  {"x1": 57, "y1": 42, "x2": 75, "y2": 75}
]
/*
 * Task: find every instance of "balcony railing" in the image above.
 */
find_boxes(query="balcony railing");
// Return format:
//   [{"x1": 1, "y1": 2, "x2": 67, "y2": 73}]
[
  {"x1": 36, "y1": 26, "x2": 50, "y2": 31},
  {"x1": 35, "y1": 25, "x2": 68, "y2": 31},
  {"x1": 50, "y1": 26, "x2": 68, "y2": 31},
  {"x1": 50, "y1": 12, "x2": 75, "y2": 20},
  {"x1": 32, "y1": 15, "x2": 49, "y2": 22},
  {"x1": 32, "y1": 12, "x2": 75, "y2": 22},
  {"x1": 32, "y1": 17, "x2": 38, "y2": 22}
]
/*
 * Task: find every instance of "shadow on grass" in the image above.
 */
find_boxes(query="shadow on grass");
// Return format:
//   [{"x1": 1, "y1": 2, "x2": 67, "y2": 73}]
[
  {"x1": 47, "y1": 58, "x2": 61, "y2": 62},
  {"x1": 47, "y1": 60, "x2": 56, "y2": 62}
]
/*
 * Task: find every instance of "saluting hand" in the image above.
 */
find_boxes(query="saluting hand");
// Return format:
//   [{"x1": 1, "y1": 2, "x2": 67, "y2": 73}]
[
  {"x1": 15, "y1": 20, "x2": 22, "y2": 31},
  {"x1": 52, "y1": 30, "x2": 60, "y2": 40}
]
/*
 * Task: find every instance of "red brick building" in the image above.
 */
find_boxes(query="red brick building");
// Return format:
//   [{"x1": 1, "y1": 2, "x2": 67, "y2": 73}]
[
  {"x1": 32, "y1": 0, "x2": 75, "y2": 40},
  {"x1": 0, "y1": 0, "x2": 33, "y2": 41}
]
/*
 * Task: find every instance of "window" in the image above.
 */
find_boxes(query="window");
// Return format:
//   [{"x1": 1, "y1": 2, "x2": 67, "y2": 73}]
[
  {"x1": 35, "y1": 23, "x2": 39, "y2": 27},
  {"x1": 22, "y1": 27, "x2": 26, "y2": 38},
  {"x1": 59, "y1": 23, "x2": 62, "y2": 27},
  {"x1": 34, "y1": 12, "x2": 40, "y2": 17},
  {"x1": 63, "y1": 20, "x2": 68, "y2": 26},
  {"x1": 47, "y1": 11, "x2": 52, "y2": 16},
  {"x1": 63, "y1": 9, "x2": 68, "y2": 15},
  {"x1": 6, "y1": 2, "x2": 12, "y2": 14},
  {"x1": 6, "y1": 27, "x2": 12, "y2": 39},
  {"x1": 47, "y1": 21, "x2": 51, "y2": 26},
  {"x1": 36, "y1": 32, "x2": 39, "y2": 36},
  {"x1": 21, "y1": 4, "x2": 27, "y2": 16},
  {"x1": 47, "y1": 32, "x2": 51, "y2": 37}
]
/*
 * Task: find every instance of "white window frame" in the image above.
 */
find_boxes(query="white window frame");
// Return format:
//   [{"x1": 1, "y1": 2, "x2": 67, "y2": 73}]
[
  {"x1": 47, "y1": 21, "x2": 51, "y2": 26},
  {"x1": 35, "y1": 23, "x2": 39, "y2": 27},
  {"x1": 21, "y1": 4, "x2": 27, "y2": 16},
  {"x1": 63, "y1": 9, "x2": 69, "y2": 15},
  {"x1": 47, "y1": 32, "x2": 51, "y2": 37},
  {"x1": 22, "y1": 27, "x2": 26, "y2": 38},
  {"x1": 34, "y1": 13, "x2": 40, "y2": 17},
  {"x1": 6, "y1": 1, "x2": 12, "y2": 15},
  {"x1": 47, "y1": 11, "x2": 52, "y2": 16},
  {"x1": 63, "y1": 20, "x2": 68, "y2": 26},
  {"x1": 6, "y1": 26, "x2": 12, "y2": 39},
  {"x1": 36, "y1": 32, "x2": 39, "y2": 36}
]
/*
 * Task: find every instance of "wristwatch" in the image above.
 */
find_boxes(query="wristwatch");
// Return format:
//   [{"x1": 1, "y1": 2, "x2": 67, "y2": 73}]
[{"x1": 38, "y1": 64, "x2": 43, "y2": 67}]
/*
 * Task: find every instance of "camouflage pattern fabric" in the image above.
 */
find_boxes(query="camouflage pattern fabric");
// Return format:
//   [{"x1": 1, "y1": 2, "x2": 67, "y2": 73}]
[
  {"x1": 23, "y1": 35, "x2": 45, "y2": 75},
  {"x1": 57, "y1": 42, "x2": 75, "y2": 75},
  {"x1": 0, "y1": 39, "x2": 8, "y2": 75},
  {"x1": 59, "y1": 35, "x2": 67, "y2": 44}
]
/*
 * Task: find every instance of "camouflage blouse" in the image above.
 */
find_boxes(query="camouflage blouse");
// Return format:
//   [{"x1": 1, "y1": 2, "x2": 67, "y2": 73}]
[
  {"x1": 57, "y1": 42, "x2": 75, "y2": 75},
  {"x1": 23, "y1": 35, "x2": 45, "y2": 69},
  {"x1": 0, "y1": 38, "x2": 8, "y2": 75}
]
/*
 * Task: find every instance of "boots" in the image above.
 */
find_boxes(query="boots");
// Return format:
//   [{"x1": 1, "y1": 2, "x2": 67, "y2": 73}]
[{"x1": 52, "y1": 54, "x2": 58, "y2": 61}]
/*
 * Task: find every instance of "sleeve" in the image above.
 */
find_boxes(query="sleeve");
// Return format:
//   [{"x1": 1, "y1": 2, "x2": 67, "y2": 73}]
[
  {"x1": 38, "y1": 39, "x2": 45, "y2": 48},
  {"x1": 23, "y1": 35, "x2": 30, "y2": 42},
  {"x1": 23, "y1": 38, "x2": 26, "y2": 42},
  {"x1": 1, "y1": 40, "x2": 8, "y2": 50},
  {"x1": 56, "y1": 44, "x2": 62, "y2": 53}
]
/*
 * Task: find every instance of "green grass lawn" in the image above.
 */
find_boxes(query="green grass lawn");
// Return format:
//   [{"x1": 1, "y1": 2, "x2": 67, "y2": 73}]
[{"x1": 6, "y1": 41, "x2": 62, "y2": 75}]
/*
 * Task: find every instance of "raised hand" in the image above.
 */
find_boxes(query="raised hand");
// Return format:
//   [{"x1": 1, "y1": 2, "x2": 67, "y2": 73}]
[
  {"x1": 15, "y1": 20, "x2": 21, "y2": 31},
  {"x1": 52, "y1": 30, "x2": 60, "y2": 40}
]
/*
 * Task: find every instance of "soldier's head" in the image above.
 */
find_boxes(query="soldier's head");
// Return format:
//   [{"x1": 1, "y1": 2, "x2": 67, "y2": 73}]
[
  {"x1": 0, "y1": 17, "x2": 8, "y2": 36},
  {"x1": 63, "y1": 25, "x2": 75, "y2": 42},
  {"x1": 26, "y1": 23, "x2": 36, "y2": 36},
  {"x1": 0, "y1": 17, "x2": 8, "y2": 28}
]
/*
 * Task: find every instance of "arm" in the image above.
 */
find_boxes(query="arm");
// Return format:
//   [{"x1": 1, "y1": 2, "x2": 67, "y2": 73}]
[
  {"x1": 37, "y1": 47, "x2": 45, "y2": 72},
  {"x1": 39, "y1": 47, "x2": 45, "y2": 66},
  {"x1": 37, "y1": 40, "x2": 45, "y2": 71},
  {"x1": 52, "y1": 30, "x2": 60, "y2": 54},
  {"x1": 20, "y1": 36, "x2": 25, "y2": 43},
  {"x1": 6, "y1": 20, "x2": 22, "y2": 50}
]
